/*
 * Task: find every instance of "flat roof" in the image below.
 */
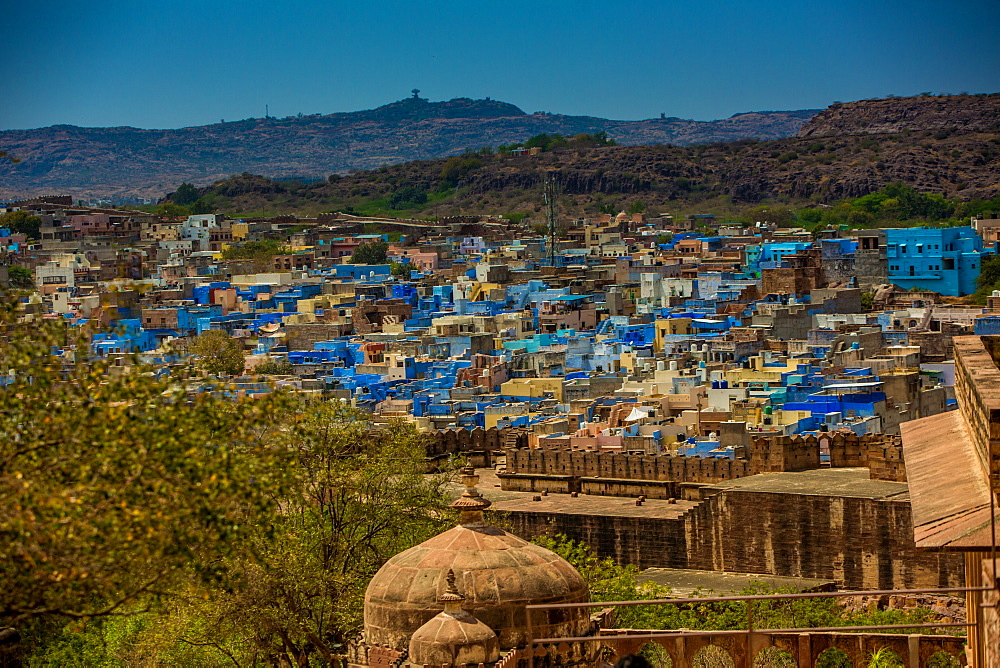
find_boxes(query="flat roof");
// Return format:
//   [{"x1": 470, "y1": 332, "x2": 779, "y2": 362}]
[
  {"x1": 703, "y1": 468, "x2": 909, "y2": 500},
  {"x1": 638, "y1": 568, "x2": 835, "y2": 596},
  {"x1": 442, "y1": 468, "x2": 696, "y2": 520}
]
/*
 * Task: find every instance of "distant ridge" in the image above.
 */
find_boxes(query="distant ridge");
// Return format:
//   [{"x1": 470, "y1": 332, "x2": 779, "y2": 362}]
[
  {"x1": 0, "y1": 96, "x2": 818, "y2": 199},
  {"x1": 164, "y1": 93, "x2": 1000, "y2": 218}
]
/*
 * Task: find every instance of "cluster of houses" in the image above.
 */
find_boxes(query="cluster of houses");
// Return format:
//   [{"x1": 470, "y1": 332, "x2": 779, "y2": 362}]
[{"x1": 4, "y1": 195, "x2": 1000, "y2": 456}]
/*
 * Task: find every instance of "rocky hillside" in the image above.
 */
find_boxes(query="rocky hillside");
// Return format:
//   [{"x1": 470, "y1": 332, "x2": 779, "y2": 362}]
[
  {"x1": 799, "y1": 93, "x2": 1000, "y2": 137},
  {"x1": 180, "y1": 93, "x2": 1000, "y2": 219},
  {"x1": 0, "y1": 97, "x2": 817, "y2": 201}
]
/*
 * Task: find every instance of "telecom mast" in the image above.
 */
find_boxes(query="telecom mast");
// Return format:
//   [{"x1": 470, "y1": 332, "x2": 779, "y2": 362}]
[{"x1": 543, "y1": 174, "x2": 557, "y2": 268}]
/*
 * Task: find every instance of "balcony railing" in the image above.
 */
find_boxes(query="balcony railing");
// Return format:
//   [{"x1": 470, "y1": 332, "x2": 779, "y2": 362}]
[{"x1": 524, "y1": 585, "x2": 995, "y2": 667}]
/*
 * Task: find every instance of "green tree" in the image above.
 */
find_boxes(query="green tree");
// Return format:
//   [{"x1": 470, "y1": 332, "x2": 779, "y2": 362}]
[
  {"x1": 221, "y1": 239, "x2": 288, "y2": 272},
  {"x1": 796, "y1": 208, "x2": 823, "y2": 226},
  {"x1": 0, "y1": 300, "x2": 291, "y2": 631},
  {"x1": 438, "y1": 155, "x2": 483, "y2": 189},
  {"x1": 351, "y1": 240, "x2": 389, "y2": 265},
  {"x1": 254, "y1": 358, "x2": 294, "y2": 375},
  {"x1": 387, "y1": 186, "x2": 428, "y2": 209},
  {"x1": 172, "y1": 183, "x2": 200, "y2": 206},
  {"x1": 847, "y1": 210, "x2": 877, "y2": 227},
  {"x1": 6, "y1": 266, "x2": 33, "y2": 289},
  {"x1": 93, "y1": 402, "x2": 454, "y2": 666},
  {"x1": 155, "y1": 202, "x2": 189, "y2": 218},
  {"x1": 390, "y1": 260, "x2": 410, "y2": 276},
  {"x1": 0, "y1": 210, "x2": 42, "y2": 239},
  {"x1": 188, "y1": 330, "x2": 246, "y2": 376},
  {"x1": 189, "y1": 197, "x2": 215, "y2": 215},
  {"x1": 749, "y1": 206, "x2": 794, "y2": 228}
]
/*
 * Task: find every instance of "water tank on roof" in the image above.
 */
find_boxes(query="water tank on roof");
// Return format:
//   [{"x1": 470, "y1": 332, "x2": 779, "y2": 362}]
[
  {"x1": 656, "y1": 360, "x2": 665, "y2": 371},
  {"x1": 670, "y1": 360, "x2": 678, "y2": 371}
]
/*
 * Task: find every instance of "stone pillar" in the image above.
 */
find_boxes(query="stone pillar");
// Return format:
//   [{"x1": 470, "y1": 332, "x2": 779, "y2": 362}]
[{"x1": 980, "y1": 557, "x2": 1000, "y2": 668}]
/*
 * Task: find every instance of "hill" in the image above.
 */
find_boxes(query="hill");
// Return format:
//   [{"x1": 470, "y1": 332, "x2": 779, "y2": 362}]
[
  {"x1": 168, "y1": 94, "x2": 1000, "y2": 219},
  {"x1": 0, "y1": 96, "x2": 817, "y2": 200}
]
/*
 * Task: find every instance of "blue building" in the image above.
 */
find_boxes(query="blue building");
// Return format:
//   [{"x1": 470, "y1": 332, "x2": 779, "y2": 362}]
[{"x1": 884, "y1": 227, "x2": 990, "y2": 296}]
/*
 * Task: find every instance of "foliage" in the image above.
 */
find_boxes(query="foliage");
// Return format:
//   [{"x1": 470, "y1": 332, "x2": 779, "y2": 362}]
[
  {"x1": 0, "y1": 300, "x2": 292, "y2": 630},
  {"x1": 154, "y1": 202, "x2": 190, "y2": 218},
  {"x1": 973, "y1": 253, "x2": 1000, "y2": 303},
  {"x1": 0, "y1": 210, "x2": 42, "y2": 239},
  {"x1": 169, "y1": 402, "x2": 451, "y2": 665},
  {"x1": 532, "y1": 535, "x2": 941, "y2": 636},
  {"x1": 254, "y1": 358, "x2": 294, "y2": 375},
  {"x1": 0, "y1": 150, "x2": 20, "y2": 164},
  {"x1": 28, "y1": 402, "x2": 454, "y2": 665},
  {"x1": 188, "y1": 330, "x2": 246, "y2": 376},
  {"x1": 189, "y1": 197, "x2": 215, "y2": 215},
  {"x1": 6, "y1": 266, "x2": 33, "y2": 289},
  {"x1": 351, "y1": 240, "x2": 389, "y2": 264},
  {"x1": 390, "y1": 260, "x2": 410, "y2": 276},
  {"x1": 499, "y1": 132, "x2": 617, "y2": 154},
  {"x1": 533, "y1": 534, "x2": 649, "y2": 605},
  {"x1": 866, "y1": 647, "x2": 905, "y2": 667},
  {"x1": 627, "y1": 200, "x2": 646, "y2": 215},
  {"x1": 748, "y1": 205, "x2": 794, "y2": 227},
  {"x1": 386, "y1": 185, "x2": 427, "y2": 209},
  {"x1": 171, "y1": 182, "x2": 200, "y2": 206},
  {"x1": 220, "y1": 239, "x2": 288, "y2": 272},
  {"x1": 220, "y1": 239, "x2": 288, "y2": 261},
  {"x1": 438, "y1": 155, "x2": 483, "y2": 188}
]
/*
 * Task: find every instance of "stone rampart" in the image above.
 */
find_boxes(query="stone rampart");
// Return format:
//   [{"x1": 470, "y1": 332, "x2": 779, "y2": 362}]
[
  {"x1": 426, "y1": 427, "x2": 528, "y2": 468},
  {"x1": 499, "y1": 432, "x2": 906, "y2": 494}
]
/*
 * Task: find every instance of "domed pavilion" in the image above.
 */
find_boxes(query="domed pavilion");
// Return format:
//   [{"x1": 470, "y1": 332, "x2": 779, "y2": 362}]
[{"x1": 362, "y1": 467, "x2": 593, "y2": 661}]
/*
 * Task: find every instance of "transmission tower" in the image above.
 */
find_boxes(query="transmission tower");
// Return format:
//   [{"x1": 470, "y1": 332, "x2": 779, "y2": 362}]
[{"x1": 543, "y1": 174, "x2": 558, "y2": 268}]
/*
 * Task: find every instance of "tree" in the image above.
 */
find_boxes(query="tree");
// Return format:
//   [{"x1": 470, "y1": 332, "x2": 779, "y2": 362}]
[
  {"x1": 351, "y1": 240, "x2": 389, "y2": 265},
  {"x1": 0, "y1": 299, "x2": 292, "y2": 631},
  {"x1": 0, "y1": 210, "x2": 42, "y2": 239},
  {"x1": 6, "y1": 266, "x2": 33, "y2": 289},
  {"x1": 390, "y1": 260, "x2": 409, "y2": 277},
  {"x1": 36, "y1": 402, "x2": 454, "y2": 666},
  {"x1": 221, "y1": 239, "x2": 288, "y2": 273},
  {"x1": 172, "y1": 183, "x2": 200, "y2": 206},
  {"x1": 386, "y1": 186, "x2": 427, "y2": 209},
  {"x1": 189, "y1": 197, "x2": 214, "y2": 215},
  {"x1": 188, "y1": 330, "x2": 246, "y2": 376},
  {"x1": 178, "y1": 403, "x2": 451, "y2": 665},
  {"x1": 155, "y1": 202, "x2": 189, "y2": 219},
  {"x1": 254, "y1": 358, "x2": 294, "y2": 375}
]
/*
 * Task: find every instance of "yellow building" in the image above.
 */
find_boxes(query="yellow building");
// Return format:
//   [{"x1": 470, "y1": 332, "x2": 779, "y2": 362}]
[{"x1": 499, "y1": 378, "x2": 564, "y2": 402}]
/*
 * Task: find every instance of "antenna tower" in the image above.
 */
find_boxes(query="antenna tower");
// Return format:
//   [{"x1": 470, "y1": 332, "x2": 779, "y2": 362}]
[{"x1": 543, "y1": 174, "x2": 558, "y2": 268}]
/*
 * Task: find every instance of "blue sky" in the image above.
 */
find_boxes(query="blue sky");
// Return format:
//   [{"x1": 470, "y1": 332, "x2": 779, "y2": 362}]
[{"x1": 2, "y1": 0, "x2": 998, "y2": 130}]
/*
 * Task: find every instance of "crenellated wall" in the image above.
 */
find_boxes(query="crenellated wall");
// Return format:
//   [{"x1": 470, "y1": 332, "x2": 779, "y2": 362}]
[
  {"x1": 499, "y1": 432, "x2": 907, "y2": 496},
  {"x1": 426, "y1": 427, "x2": 529, "y2": 468}
]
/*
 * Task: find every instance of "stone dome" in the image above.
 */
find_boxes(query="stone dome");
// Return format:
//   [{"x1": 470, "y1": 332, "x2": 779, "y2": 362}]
[
  {"x1": 615, "y1": 211, "x2": 629, "y2": 222},
  {"x1": 408, "y1": 569, "x2": 500, "y2": 667},
  {"x1": 364, "y1": 469, "x2": 591, "y2": 651}
]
